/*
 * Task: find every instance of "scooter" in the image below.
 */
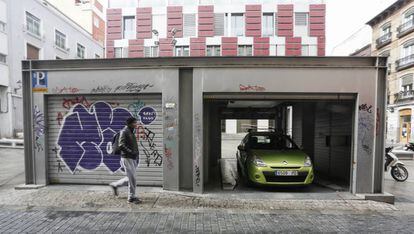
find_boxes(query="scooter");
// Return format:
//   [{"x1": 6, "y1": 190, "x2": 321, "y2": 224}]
[
  {"x1": 404, "y1": 142, "x2": 414, "y2": 151},
  {"x1": 385, "y1": 147, "x2": 409, "y2": 182}
]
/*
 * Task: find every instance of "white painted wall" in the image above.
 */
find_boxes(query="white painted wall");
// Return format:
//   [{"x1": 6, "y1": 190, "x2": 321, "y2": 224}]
[
  {"x1": 226, "y1": 119, "x2": 237, "y2": 134},
  {"x1": 0, "y1": 0, "x2": 104, "y2": 138}
]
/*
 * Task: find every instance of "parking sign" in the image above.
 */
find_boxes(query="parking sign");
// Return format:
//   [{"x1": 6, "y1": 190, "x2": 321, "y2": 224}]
[{"x1": 32, "y1": 71, "x2": 48, "y2": 92}]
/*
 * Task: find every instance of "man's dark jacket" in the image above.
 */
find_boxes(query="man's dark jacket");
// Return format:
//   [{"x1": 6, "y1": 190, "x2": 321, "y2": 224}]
[{"x1": 119, "y1": 126, "x2": 139, "y2": 160}]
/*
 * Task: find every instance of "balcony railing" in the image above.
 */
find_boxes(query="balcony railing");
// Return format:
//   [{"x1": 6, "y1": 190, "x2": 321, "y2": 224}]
[
  {"x1": 396, "y1": 54, "x2": 414, "y2": 71},
  {"x1": 376, "y1": 32, "x2": 392, "y2": 49},
  {"x1": 395, "y1": 90, "x2": 414, "y2": 102},
  {"x1": 398, "y1": 20, "x2": 414, "y2": 38}
]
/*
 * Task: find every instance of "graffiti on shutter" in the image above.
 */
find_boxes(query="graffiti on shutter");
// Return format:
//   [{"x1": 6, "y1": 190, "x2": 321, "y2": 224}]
[{"x1": 47, "y1": 95, "x2": 163, "y2": 185}]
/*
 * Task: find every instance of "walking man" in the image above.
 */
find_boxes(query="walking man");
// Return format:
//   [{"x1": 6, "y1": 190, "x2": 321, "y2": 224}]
[{"x1": 110, "y1": 117, "x2": 141, "y2": 204}]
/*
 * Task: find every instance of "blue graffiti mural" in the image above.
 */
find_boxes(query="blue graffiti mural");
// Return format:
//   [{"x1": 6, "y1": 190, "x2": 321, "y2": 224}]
[{"x1": 57, "y1": 102, "x2": 132, "y2": 173}]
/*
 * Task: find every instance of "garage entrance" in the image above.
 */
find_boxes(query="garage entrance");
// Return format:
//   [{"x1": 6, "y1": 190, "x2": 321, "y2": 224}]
[{"x1": 202, "y1": 94, "x2": 355, "y2": 193}]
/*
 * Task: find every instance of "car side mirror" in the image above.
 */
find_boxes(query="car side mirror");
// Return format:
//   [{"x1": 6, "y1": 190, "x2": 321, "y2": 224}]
[{"x1": 238, "y1": 145, "x2": 245, "y2": 151}]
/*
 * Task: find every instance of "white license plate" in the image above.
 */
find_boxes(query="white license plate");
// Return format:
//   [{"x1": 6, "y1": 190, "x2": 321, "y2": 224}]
[{"x1": 275, "y1": 170, "x2": 299, "y2": 176}]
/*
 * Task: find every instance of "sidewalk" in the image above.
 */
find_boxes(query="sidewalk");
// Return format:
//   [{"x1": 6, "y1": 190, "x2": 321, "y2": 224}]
[{"x1": 0, "y1": 184, "x2": 399, "y2": 213}]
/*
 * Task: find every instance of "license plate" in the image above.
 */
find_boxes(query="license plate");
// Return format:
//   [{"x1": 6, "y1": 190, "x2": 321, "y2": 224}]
[{"x1": 275, "y1": 170, "x2": 298, "y2": 176}]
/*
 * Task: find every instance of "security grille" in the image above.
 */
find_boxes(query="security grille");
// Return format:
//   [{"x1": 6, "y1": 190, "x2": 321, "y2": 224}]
[{"x1": 47, "y1": 94, "x2": 163, "y2": 186}]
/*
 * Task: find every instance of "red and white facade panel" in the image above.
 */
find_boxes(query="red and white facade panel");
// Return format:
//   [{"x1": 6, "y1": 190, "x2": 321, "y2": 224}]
[{"x1": 106, "y1": 0, "x2": 325, "y2": 58}]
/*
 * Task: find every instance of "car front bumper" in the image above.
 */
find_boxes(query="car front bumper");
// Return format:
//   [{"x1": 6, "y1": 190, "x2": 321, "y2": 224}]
[{"x1": 246, "y1": 164, "x2": 314, "y2": 185}]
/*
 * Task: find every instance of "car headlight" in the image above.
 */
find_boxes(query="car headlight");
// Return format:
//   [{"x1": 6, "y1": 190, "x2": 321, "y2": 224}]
[
  {"x1": 253, "y1": 158, "x2": 267, "y2": 167},
  {"x1": 304, "y1": 156, "x2": 312, "y2": 167}
]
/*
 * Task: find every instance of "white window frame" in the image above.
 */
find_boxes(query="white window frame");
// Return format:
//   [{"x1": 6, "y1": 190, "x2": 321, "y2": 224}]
[
  {"x1": 231, "y1": 13, "x2": 245, "y2": 37},
  {"x1": 262, "y1": 13, "x2": 274, "y2": 37},
  {"x1": 0, "y1": 21, "x2": 6, "y2": 33},
  {"x1": 237, "y1": 45, "x2": 252, "y2": 56},
  {"x1": 26, "y1": 12, "x2": 41, "y2": 37},
  {"x1": 0, "y1": 53, "x2": 6, "y2": 63},
  {"x1": 300, "y1": 45, "x2": 310, "y2": 56},
  {"x1": 183, "y1": 14, "x2": 196, "y2": 37},
  {"x1": 77, "y1": 43, "x2": 86, "y2": 59},
  {"x1": 206, "y1": 45, "x2": 221, "y2": 56},
  {"x1": 55, "y1": 30, "x2": 67, "y2": 50},
  {"x1": 123, "y1": 16, "x2": 136, "y2": 39},
  {"x1": 174, "y1": 46, "x2": 190, "y2": 57},
  {"x1": 144, "y1": 46, "x2": 159, "y2": 57},
  {"x1": 295, "y1": 12, "x2": 308, "y2": 26}
]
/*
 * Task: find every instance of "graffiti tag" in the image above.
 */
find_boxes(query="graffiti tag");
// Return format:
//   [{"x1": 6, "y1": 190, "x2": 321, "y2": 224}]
[
  {"x1": 239, "y1": 84, "x2": 266, "y2": 92},
  {"x1": 136, "y1": 126, "x2": 163, "y2": 167},
  {"x1": 359, "y1": 104, "x2": 373, "y2": 113},
  {"x1": 34, "y1": 105, "x2": 44, "y2": 152},
  {"x1": 62, "y1": 96, "x2": 91, "y2": 110},
  {"x1": 57, "y1": 102, "x2": 132, "y2": 173},
  {"x1": 52, "y1": 86, "x2": 81, "y2": 94}
]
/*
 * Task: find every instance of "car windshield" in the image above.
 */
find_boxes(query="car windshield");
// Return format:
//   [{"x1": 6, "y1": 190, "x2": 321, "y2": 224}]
[{"x1": 248, "y1": 134, "x2": 298, "y2": 150}]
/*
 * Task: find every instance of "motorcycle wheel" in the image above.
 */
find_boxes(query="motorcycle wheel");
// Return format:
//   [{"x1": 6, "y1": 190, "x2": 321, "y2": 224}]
[{"x1": 391, "y1": 165, "x2": 409, "y2": 182}]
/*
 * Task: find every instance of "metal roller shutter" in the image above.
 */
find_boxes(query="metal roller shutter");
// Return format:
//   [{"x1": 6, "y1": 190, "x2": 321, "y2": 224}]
[{"x1": 47, "y1": 94, "x2": 163, "y2": 186}]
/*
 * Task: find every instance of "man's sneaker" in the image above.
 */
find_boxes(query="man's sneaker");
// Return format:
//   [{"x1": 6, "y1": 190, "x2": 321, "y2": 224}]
[
  {"x1": 127, "y1": 197, "x2": 142, "y2": 204},
  {"x1": 109, "y1": 184, "x2": 118, "y2": 196}
]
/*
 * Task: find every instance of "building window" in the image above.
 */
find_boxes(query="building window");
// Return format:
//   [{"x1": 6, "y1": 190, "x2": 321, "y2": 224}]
[
  {"x1": 123, "y1": 16, "x2": 135, "y2": 39},
  {"x1": 295, "y1": 13, "x2": 308, "y2": 26},
  {"x1": 276, "y1": 44, "x2": 285, "y2": 56},
  {"x1": 55, "y1": 30, "x2": 66, "y2": 50},
  {"x1": 26, "y1": 12, "x2": 41, "y2": 37},
  {"x1": 27, "y1": 44, "x2": 40, "y2": 60},
  {"x1": 109, "y1": 0, "x2": 138, "y2": 8},
  {"x1": 214, "y1": 13, "x2": 225, "y2": 36},
  {"x1": 231, "y1": 13, "x2": 244, "y2": 37},
  {"x1": 403, "y1": 8, "x2": 414, "y2": 24},
  {"x1": 262, "y1": 13, "x2": 274, "y2": 37},
  {"x1": 0, "y1": 21, "x2": 5, "y2": 33},
  {"x1": 381, "y1": 25, "x2": 391, "y2": 36},
  {"x1": 144, "y1": 46, "x2": 159, "y2": 57},
  {"x1": 206, "y1": 45, "x2": 221, "y2": 56},
  {"x1": 114, "y1": 47, "x2": 123, "y2": 58},
  {"x1": 238, "y1": 45, "x2": 252, "y2": 56},
  {"x1": 139, "y1": 0, "x2": 166, "y2": 7},
  {"x1": 183, "y1": 14, "x2": 196, "y2": 37},
  {"x1": 174, "y1": 46, "x2": 189, "y2": 56},
  {"x1": 77, "y1": 43, "x2": 85, "y2": 58},
  {"x1": 301, "y1": 45, "x2": 309, "y2": 56},
  {"x1": 0, "y1": 53, "x2": 6, "y2": 63},
  {"x1": 94, "y1": 16, "x2": 100, "y2": 28},
  {"x1": 402, "y1": 40, "x2": 414, "y2": 58}
]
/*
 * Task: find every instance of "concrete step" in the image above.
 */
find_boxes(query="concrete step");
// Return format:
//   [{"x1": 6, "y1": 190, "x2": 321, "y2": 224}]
[{"x1": 0, "y1": 138, "x2": 24, "y2": 149}]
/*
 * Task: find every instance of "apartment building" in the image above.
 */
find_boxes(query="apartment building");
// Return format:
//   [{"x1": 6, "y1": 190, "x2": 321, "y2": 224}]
[
  {"x1": 0, "y1": 0, "x2": 104, "y2": 138},
  {"x1": 368, "y1": 0, "x2": 414, "y2": 144},
  {"x1": 47, "y1": 0, "x2": 106, "y2": 45},
  {"x1": 106, "y1": 0, "x2": 326, "y2": 59},
  {"x1": 105, "y1": 0, "x2": 326, "y2": 134}
]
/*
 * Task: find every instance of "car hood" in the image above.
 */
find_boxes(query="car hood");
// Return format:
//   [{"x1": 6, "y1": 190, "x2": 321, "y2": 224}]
[{"x1": 250, "y1": 149, "x2": 308, "y2": 167}]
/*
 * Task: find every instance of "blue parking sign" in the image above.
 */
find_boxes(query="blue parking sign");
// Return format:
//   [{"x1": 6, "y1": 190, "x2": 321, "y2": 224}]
[{"x1": 32, "y1": 71, "x2": 48, "y2": 92}]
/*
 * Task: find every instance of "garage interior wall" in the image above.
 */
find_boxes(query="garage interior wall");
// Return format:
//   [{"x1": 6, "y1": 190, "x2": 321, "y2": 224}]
[{"x1": 292, "y1": 102, "x2": 353, "y2": 184}]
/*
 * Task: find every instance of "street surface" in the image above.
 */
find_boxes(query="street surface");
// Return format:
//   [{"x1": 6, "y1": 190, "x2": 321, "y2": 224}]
[{"x1": 0, "y1": 145, "x2": 413, "y2": 233}]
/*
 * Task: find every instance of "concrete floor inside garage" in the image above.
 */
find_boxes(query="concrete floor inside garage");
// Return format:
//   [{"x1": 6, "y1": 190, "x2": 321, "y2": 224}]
[{"x1": 202, "y1": 98, "x2": 355, "y2": 198}]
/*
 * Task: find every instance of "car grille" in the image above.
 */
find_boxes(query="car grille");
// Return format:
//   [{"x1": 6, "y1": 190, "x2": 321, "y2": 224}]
[{"x1": 263, "y1": 171, "x2": 308, "y2": 183}]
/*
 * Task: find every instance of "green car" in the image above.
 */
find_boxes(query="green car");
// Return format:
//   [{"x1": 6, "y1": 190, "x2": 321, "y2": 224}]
[{"x1": 236, "y1": 131, "x2": 314, "y2": 186}]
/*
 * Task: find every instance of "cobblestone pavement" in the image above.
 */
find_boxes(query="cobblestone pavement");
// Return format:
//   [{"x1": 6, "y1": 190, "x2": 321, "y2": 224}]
[{"x1": 0, "y1": 208, "x2": 413, "y2": 233}]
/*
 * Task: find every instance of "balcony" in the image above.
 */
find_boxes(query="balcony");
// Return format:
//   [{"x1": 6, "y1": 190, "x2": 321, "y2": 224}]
[
  {"x1": 376, "y1": 32, "x2": 392, "y2": 49},
  {"x1": 394, "y1": 90, "x2": 414, "y2": 102},
  {"x1": 396, "y1": 54, "x2": 414, "y2": 71},
  {"x1": 397, "y1": 20, "x2": 414, "y2": 38}
]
